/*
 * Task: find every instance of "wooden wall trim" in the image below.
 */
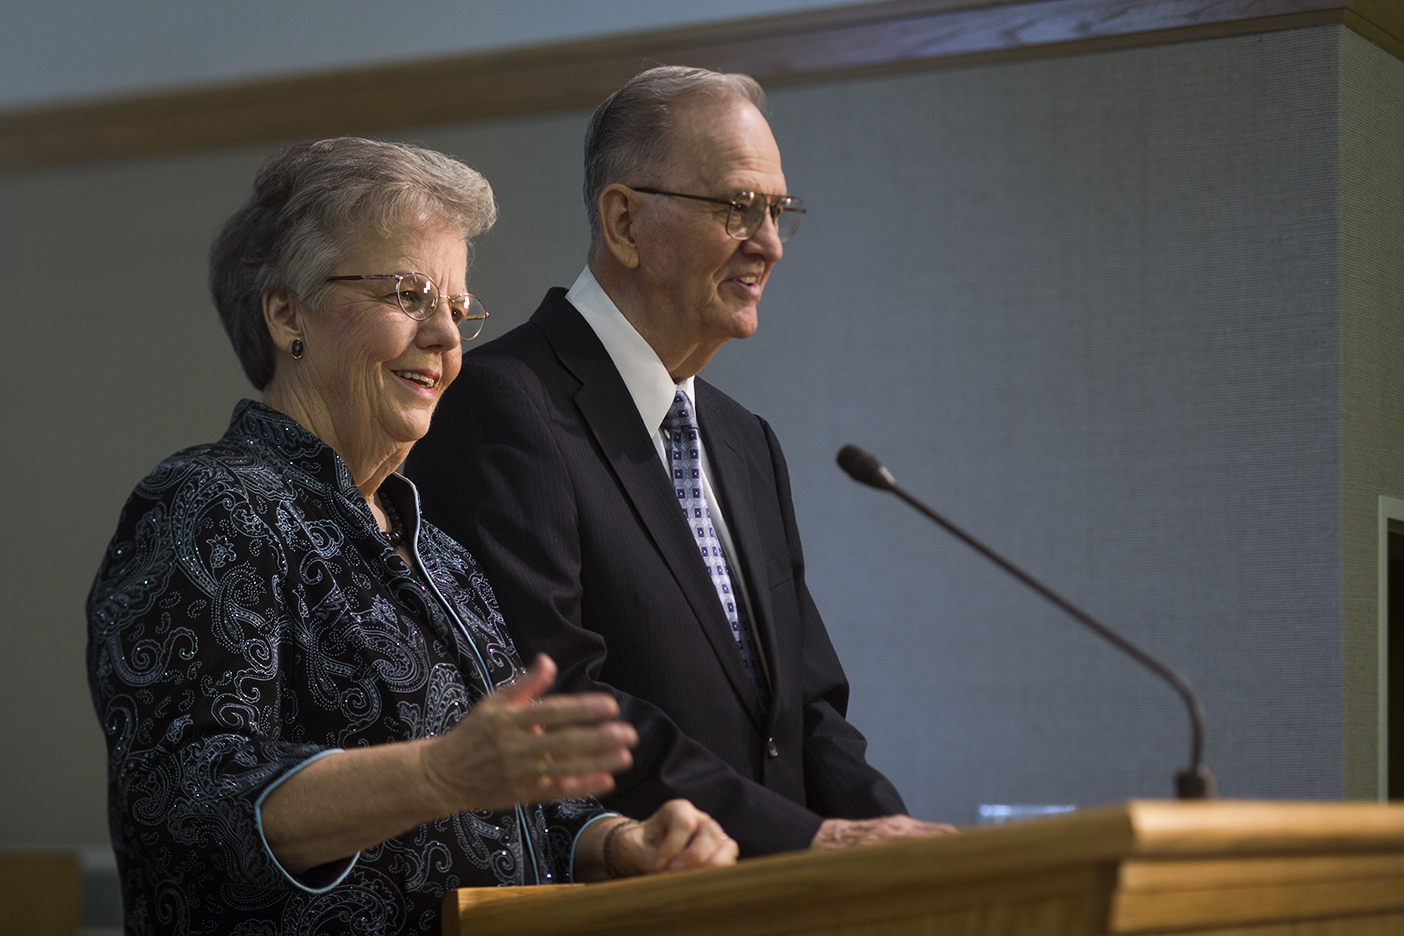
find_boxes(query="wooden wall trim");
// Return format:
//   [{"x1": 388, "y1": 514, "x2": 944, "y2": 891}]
[
  {"x1": 0, "y1": 0, "x2": 1392, "y2": 173},
  {"x1": 1346, "y1": 0, "x2": 1404, "y2": 60}
]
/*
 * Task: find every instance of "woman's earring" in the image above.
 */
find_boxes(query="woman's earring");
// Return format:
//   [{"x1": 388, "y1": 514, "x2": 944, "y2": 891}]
[{"x1": 291, "y1": 338, "x2": 305, "y2": 360}]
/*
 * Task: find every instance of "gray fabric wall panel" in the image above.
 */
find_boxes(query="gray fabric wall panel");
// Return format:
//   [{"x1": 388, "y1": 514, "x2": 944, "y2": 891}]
[
  {"x1": 1341, "y1": 29, "x2": 1404, "y2": 798},
  {"x1": 706, "y1": 27, "x2": 1347, "y2": 819},
  {"x1": 0, "y1": 148, "x2": 266, "y2": 845}
]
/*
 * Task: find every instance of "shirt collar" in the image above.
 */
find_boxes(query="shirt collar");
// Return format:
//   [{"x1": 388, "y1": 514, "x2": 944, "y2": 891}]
[{"x1": 566, "y1": 266, "x2": 696, "y2": 433}]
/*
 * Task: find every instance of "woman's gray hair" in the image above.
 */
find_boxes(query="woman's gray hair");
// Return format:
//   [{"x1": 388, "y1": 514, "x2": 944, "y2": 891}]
[
  {"x1": 210, "y1": 137, "x2": 497, "y2": 390},
  {"x1": 583, "y1": 66, "x2": 765, "y2": 244}
]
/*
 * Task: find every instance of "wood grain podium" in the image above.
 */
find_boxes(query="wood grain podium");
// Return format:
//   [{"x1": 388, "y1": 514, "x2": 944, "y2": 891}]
[{"x1": 444, "y1": 801, "x2": 1404, "y2": 936}]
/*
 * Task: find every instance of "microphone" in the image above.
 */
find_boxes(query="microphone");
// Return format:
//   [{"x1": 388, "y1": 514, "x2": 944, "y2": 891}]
[{"x1": 837, "y1": 444, "x2": 1215, "y2": 799}]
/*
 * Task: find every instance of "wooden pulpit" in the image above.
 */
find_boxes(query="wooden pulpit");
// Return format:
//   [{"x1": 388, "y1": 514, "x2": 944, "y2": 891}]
[
  {"x1": 0, "y1": 852, "x2": 81, "y2": 936},
  {"x1": 444, "y1": 801, "x2": 1404, "y2": 935}
]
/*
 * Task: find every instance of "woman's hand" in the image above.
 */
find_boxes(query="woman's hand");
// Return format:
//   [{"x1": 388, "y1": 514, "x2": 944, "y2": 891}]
[
  {"x1": 575, "y1": 800, "x2": 738, "y2": 882},
  {"x1": 421, "y1": 654, "x2": 638, "y2": 814},
  {"x1": 262, "y1": 653, "x2": 638, "y2": 873}
]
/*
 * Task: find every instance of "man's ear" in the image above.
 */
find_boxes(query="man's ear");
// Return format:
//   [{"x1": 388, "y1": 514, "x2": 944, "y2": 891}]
[
  {"x1": 262, "y1": 287, "x2": 304, "y2": 354},
  {"x1": 598, "y1": 184, "x2": 641, "y2": 270}
]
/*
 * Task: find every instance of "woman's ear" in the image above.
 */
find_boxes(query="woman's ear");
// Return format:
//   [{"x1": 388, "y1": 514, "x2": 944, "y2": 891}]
[
  {"x1": 262, "y1": 288, "x2": 304, "y2": 354},
  {"x1": 598, "y1": 184, "x2": 641, "y2": 270}
]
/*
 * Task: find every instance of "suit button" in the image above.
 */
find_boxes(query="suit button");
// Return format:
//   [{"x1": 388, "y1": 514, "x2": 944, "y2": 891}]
[{"x1": 766, "y1": 737, "x2": 779, "y2": 758}]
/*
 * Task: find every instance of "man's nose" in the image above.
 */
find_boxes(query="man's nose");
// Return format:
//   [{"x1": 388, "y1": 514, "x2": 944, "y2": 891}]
[{"x1": 744, "y1": 213, "x2": 784, "y2": 261}]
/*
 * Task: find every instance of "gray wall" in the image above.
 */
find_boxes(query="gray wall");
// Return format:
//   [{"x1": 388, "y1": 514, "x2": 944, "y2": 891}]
[
  {"x1": 724, "y1": 27, "x2": 1352, "y2": 815},
  {"x1": 1, "y1": 24, "x2": 1398, "y2": 849},
  {"x1": 1341, "y1": 27, "x2": 1404, "y2": 797},
  {"x1": 0, "y1": 0, "x2": 877, "y2": 109},
  {"x1": 0, "y1": 149, "x2": 265, "y2": 845}
]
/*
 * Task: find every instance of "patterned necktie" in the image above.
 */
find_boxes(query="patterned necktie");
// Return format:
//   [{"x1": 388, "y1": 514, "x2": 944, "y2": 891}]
[{"x1": 664, "y1": 390, "x2": 771, "y2": 713}]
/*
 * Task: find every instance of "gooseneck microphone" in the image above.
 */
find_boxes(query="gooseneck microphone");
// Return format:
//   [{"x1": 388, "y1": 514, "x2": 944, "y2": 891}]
[{"x1": 837, "y1": 444, "x2": 1215, "y2": 799}]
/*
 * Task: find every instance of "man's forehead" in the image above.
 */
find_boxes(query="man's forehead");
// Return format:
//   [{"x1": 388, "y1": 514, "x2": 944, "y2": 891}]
[{"x1": 664, "y1": 97, "x2": 784, "y2": 191}]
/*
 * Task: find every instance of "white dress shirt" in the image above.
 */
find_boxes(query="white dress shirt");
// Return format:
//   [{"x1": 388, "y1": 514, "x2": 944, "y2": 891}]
[{"x1": 566, "y1": 267, "x2": 768, "y2": 678}]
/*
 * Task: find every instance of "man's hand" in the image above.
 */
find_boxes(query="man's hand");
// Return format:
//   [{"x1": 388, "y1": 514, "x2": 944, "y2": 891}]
[{"x1": 810, "y1": 815, "x2": 957, "y2": 850}]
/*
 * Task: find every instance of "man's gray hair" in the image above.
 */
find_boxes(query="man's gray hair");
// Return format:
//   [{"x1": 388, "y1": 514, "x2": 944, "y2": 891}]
[
  {"x1": 210, "y1": 137, "x2": 497, "y2": 390},
  {"x1": 583, "y1": 66, "x2": 765, "y2": 244}
]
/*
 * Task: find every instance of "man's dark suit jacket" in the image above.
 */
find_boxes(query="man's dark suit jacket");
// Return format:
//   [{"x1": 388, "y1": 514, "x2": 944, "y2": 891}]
[{"x1": 406, "y1": 288, "x2": 906, "y2": 855}]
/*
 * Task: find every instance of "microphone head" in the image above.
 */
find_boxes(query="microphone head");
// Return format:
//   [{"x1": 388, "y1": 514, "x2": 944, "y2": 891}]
[{"x1": 837, "y1": 445, "x2": 896, "y2": 491}]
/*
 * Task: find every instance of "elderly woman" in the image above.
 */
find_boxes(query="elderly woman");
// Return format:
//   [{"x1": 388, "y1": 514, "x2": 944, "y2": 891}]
[{"x1": 86, "y1": 137, "x2": 736, "y2": 935}]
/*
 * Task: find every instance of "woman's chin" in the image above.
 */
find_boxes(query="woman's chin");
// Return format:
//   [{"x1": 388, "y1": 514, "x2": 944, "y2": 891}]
[{"x1": 376, "y1": 407, "x2": 436, "y2": 450}]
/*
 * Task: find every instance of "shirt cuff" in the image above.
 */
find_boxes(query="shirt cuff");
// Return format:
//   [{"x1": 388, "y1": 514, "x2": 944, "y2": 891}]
[
  {"x1": 254, "y1": 749, "x2": 358, "y2": 893},
  {"x1": 568, "y1": 812, "x2": 623, "y2": 883}
]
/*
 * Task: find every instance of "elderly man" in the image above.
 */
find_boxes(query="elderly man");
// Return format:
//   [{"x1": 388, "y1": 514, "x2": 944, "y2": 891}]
[{"x1": 408, "y1": 66, "x2": 952, "y2": 856}]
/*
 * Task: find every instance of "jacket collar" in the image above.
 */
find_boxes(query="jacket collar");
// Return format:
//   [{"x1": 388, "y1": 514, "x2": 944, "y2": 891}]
[
  {"x1": 529, "y1": 293, "x2": 769, "y2": 728},
  {"x1": 227, "y1": 399, "x2": 365, "y2": 500}
]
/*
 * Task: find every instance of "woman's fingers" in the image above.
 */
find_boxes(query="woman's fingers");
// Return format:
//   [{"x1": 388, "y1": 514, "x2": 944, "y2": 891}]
[
  {"x1": 530, "y1": 721, "x2": 637, "y2": 758},
  {"x1": 631, "y1": 800, "x2": 737, "y2": 873},
  {"x1": 639, "y1": 800, "x2": 698, "y2": 870},
  {"x1": 492, "y1": 653, "x2": 558, "y2": 707},
  {"x1": 665, "y1": 815, "x2": 737, "y2": 870},
  {"x1": 497, "y1": 710, "x2": 636, "y2": 798},
  {"x1": 526, "y1": 735, "x2": 635, "y2": 786},
  {"x1": 489, "y1": 655, "x2": 624, "y2": 733},
  {"x1": 581, "y1": 802, "x2": 735, "y2": 881},
  {"x1": 531, "y1": 744, "x2": 635, "y2": 779},
  {"x1": 427, "y1": 655, "x2": 641, "y2": 811},
  {"x1": 495, "y1": 667, "x2": 637, "y2": 790},
  {"x1": 490, "y1": 740, "x2": 628, "y2": 804},
  {"x1": 658, "y1": 803, "x2": 736, "y2": 871},
  {"x1": 510, "y1": 692, "x2": 624, "y2": 730}
]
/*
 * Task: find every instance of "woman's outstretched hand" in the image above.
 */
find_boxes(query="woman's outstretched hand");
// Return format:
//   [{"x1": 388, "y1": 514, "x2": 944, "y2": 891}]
[
  {"x1": 575, "y1": 800, "x2": 738, "y2": 882},
  {"x1": 421, "y1": 654, "x2": 639, "y2": 813},
  {"x1": 261, "y1": 653, "x2": 640, "y2": 874}
]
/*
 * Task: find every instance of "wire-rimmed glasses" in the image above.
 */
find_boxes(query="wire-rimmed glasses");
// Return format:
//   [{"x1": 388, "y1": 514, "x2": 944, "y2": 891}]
[
  {"x1": 630, "y1": 187, "x2": 805, "y2": 242},
  {"x1": 324, "y1": 272, "x2": 489, "y2": 341}
]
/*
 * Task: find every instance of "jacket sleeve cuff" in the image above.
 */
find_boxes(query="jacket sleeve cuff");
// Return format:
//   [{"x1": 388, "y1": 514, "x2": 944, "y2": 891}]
[
  {"x1": 567, "y1": 812, "x2": 622, "y2": 883},
  {"x1": 254, "y1": 749, "x2": 358, "y2": 893}
]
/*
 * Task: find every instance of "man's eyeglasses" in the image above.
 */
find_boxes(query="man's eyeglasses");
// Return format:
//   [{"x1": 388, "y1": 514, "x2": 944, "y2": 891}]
[
  {"x1": 630, "y1": 187, "x2": 804, "y2": 242},
  {"x1": 325, "y1": 272, "x2": 489, "y2": 341}
]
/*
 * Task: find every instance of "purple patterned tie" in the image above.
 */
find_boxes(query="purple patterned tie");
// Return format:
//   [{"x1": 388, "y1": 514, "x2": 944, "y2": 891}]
[{"x1": 664, "y1": 390, "x2": 771, "y2": 712}]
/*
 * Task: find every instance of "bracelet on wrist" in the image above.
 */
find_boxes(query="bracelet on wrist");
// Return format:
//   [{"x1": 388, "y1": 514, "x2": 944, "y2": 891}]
[{"x1": 601, "y1": 818, "x2": 638, "y2": 880}]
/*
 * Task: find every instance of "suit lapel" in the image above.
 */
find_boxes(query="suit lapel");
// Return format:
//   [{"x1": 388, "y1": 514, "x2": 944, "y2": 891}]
[
  {"x1": 696, "y1": 382, "x2": 783, "y2": 715},
  {"x1": 532, "y1": 294, "x2": 764, "y2": 724}
]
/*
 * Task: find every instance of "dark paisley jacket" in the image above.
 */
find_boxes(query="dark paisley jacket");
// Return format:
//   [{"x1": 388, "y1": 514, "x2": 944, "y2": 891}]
[{"x1": 87, "y1": 400, "x2": 606, "y2": 935}]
